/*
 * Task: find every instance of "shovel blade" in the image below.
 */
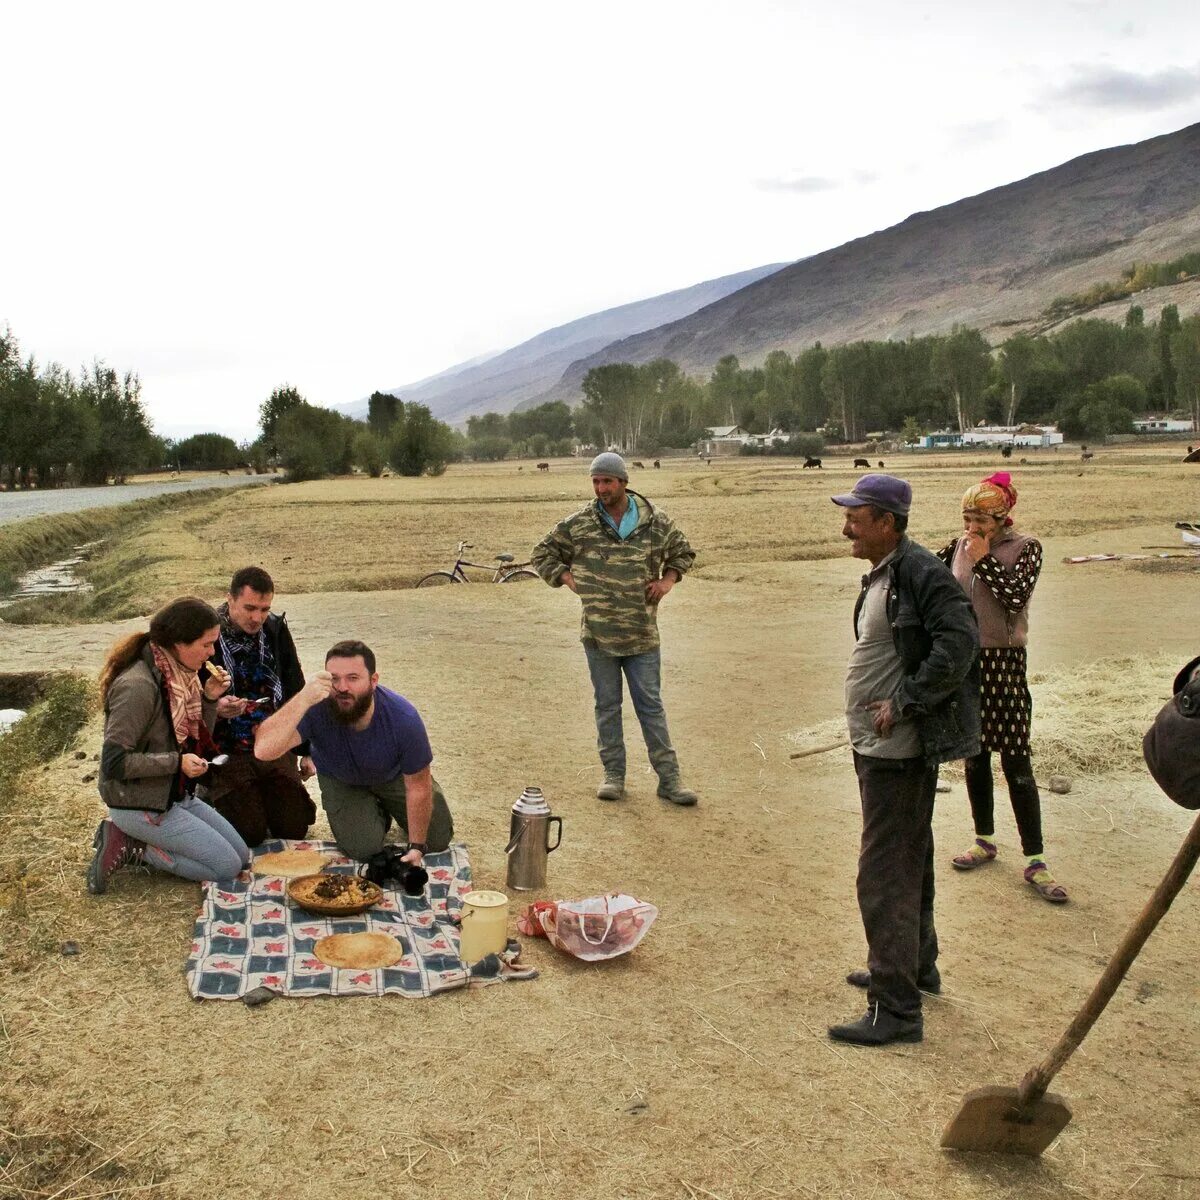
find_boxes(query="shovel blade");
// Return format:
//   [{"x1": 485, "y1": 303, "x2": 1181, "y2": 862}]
[{"x1": 940, "y1": 1085, "x2": 1072, "y2": 1157}]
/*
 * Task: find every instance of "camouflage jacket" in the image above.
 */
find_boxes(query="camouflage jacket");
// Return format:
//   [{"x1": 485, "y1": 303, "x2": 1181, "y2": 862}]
[{"x1": 531, "y1": 491, "x2": 696, "y2": 656}]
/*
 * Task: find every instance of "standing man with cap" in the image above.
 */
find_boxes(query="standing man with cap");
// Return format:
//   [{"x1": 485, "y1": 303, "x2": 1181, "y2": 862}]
[
  {"x1": 829, "y1": 474, "x2": 980, "y2": 1046},
  {"x1": 531, "y1": 452, "x2": 699, "y2": 806}
]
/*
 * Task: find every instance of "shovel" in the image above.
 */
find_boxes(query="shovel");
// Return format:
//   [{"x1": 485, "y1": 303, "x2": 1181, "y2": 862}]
[{"x1": 941, "y1": 807, "x2": 1200, "y2": 1156}]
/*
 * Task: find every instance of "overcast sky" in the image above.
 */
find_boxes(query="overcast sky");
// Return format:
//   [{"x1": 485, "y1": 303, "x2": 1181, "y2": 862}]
[{"x1": 3, "y1": 0, "x2": 1199, "y2": 440}]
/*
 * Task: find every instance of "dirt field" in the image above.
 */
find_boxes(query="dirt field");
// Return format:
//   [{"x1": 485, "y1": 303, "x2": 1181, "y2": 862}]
[{"x1": 1, "y1": 446, "x2": 1199, "y2": 1200}]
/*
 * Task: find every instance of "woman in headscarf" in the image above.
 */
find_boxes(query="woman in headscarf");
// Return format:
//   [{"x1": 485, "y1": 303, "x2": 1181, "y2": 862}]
[
  {"x1": 938, "y1": 472, "x2": 1068, "y2": 903},
  {"x1": 87, "y1": 597, "x2": 251, "y2": 894}
]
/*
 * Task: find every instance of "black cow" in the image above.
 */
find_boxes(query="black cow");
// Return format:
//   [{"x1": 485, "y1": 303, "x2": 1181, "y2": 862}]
[
  {"x1": 852, "y1": 457, "x2": 870, "y2": 469},
  {"x1": 536, "y1": 462, "x2": 550, "y2": 471},
  {"x1": 653, "y1": 459, "x2": 661, "y2": 468},
  {"x1": 803, "y1": 456, "x2": 823, "y2": 469},
  {"x1": 1000, "y1": 445, "x2": 1013, "y2": 459},
  {"x1": 632, "y1": 461, "x2": 645, "y2": 468},
  {"x1": 877, "y1": 460, "x2": 885, "y2": 468}
]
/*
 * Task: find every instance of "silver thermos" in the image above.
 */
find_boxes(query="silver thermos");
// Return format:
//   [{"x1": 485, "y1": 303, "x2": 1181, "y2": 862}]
[{"x1": 505, "y1": 786, "x2": 563, "y2": 891}]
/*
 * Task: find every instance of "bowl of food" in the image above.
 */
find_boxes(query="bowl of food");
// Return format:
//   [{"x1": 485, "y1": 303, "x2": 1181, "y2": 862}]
[{"x1": 287, "y1": 872, "x2": 383, "y2": 916}]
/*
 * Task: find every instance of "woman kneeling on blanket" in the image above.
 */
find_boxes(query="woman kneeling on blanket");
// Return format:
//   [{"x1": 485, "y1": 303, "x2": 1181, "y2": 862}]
[{"x1": 87, "y1": 597, "x2": 251, "y2": 894}]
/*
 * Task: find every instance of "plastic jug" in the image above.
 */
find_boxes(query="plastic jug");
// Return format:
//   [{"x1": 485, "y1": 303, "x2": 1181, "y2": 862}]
[{"x1": 459, "y1": 889, "x2": 509, "y2": 963}]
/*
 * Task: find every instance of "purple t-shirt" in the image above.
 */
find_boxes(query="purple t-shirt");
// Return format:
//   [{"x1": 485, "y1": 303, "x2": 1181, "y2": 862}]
[{"x1": 297, "y1": 686, "x2": 433, "y2": 786}]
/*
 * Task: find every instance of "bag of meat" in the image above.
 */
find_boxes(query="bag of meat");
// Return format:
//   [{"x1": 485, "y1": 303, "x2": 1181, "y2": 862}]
[{"x1": 518, "y1": 893, "x2": 658, "y2": 961}]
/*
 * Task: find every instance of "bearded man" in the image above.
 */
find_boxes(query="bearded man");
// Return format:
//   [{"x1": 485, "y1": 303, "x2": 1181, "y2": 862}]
[{"x1": 254, "y1": 640, "x2": 454, "y2": 867}]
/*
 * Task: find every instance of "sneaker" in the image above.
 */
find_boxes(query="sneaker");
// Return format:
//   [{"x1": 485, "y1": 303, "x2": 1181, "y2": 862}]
[
  {"x1": 596, "y1": 777, "x2": 625, "y2": 802},
  {"x1": 845, "y1": 965, "x2": 942, "y2": 995},
  {"x1": 85, "y1": 820, "x2": 143, "y2": 895},
  {"x1": 656, "y1": 779, "x2": 698, "y2": 807},
  {"x1": 828, "y1": 1005, "x2": 923, "y2": 1046}
]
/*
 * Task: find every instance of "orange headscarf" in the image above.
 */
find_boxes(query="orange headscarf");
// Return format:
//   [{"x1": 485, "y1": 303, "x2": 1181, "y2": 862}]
[{"x1": 961, "y1": 471, "x2": 1017, "y2": 527}]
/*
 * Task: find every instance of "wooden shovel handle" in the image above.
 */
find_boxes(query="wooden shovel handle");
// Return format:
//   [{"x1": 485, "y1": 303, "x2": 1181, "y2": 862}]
[{"x1": 1018, "y1": 808, "x2": 1200, "y2": 1107}]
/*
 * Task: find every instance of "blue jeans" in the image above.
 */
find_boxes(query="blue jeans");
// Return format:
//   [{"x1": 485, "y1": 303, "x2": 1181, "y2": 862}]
[
  {"x1": 108, "y1": 794, "x2": 250, "y2": 882},
  {"x1": 583, "y1": 642, "x2": 680, "y2": 782}
]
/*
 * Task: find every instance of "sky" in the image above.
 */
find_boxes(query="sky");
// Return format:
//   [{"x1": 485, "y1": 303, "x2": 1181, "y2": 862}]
[{"x1": 3, "y1": 0, "x2": 1199, "y2": 441}]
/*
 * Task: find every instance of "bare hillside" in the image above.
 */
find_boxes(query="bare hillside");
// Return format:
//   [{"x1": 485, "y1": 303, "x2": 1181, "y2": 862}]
[{"x1": 546, "y1": 122, "x2": 1200, "y2": 399}]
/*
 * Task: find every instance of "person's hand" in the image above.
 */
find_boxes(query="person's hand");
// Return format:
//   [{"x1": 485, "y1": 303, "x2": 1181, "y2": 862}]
[
  {"x1": 400, "y1": 846, "x2": 424, "y2": 866},
  {"x1": 299, "y1": 755, "x2": 316, "y2": 781},
  {"x1": 203, "y1": 663, "x2": 232, "y2": 700},
  {"x1": 963, "y1": 530, "x2": 991, "y2": 565},
  {"x1": 181, "y1": 753, "x2": 209, "y2": 778},
  {"x1": 216, "y1": 695, "x2": 249, "y2": 719},
  {"x1": 645, "y1": 576, "x2": 676, "y2": 604},
  {"x1": 865, "y1": 699, "x2": 896, "y2": 737},
  {"x1": 301, "y1": 671, "x2": 334, "y2": 707},
  {"x1": 560, "y1": 570, "x2": 578, "y2": 593}
]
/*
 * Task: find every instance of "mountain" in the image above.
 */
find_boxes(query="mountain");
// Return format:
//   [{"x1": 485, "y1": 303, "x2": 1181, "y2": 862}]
[
  {"x1": 343, "y1": 264, "x2": 787, "y2": 425},
  {"x1": 542, "y1": 123, "x2": 1200, "y2": 400}
]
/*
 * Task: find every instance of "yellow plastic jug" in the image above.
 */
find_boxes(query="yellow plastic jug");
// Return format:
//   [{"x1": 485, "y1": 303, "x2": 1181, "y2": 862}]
[{"x1": 459, "y1": 890, "x2": 509, "y2": 963}]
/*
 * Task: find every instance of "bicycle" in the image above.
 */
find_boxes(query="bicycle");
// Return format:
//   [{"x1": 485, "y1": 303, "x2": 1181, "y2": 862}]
[{"x1": 415, "y1": 541, "x2": 540, "y2": 587}]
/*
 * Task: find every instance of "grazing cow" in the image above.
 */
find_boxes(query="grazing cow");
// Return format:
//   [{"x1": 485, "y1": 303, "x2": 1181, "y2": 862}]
[
  {"x1": 518, "y1": 466, "x2": 524, "y2": 471},
  {"x1": 1184, "y1": 447, "x2": 1200, "y2": 463},
  {"x1": 653, "y1": 459, "x2": 661, "y2": 469},
  {"x1": 877, "y1": 461, "x2": 885, "y2": 469},
  {"x1": 802, "y1": 456, "x2": 823, "y2": 469},
  {"x1": 852, "y1": 458, "x2": 870, "y2": 469},
  {"x1": 537, "y1": 462, "x2": 550, "y2": 472},
  {"x1": 1081, "y1": 451, "x2": 1094, "y2": 462},
  {"x1": 632, "y1": 461, "x2": 645, "y2": 469},
  {"x1": 1000, "y1": 445, "x2": 1013, "y2": 459}
]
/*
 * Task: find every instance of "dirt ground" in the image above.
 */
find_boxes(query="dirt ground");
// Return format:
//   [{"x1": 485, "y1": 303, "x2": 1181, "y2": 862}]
[{"x1": 1, "y1": 448, "x2": 1199, "y2": 1200}]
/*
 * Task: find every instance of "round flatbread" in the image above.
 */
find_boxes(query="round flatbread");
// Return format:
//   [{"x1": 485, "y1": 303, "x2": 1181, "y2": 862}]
[
  {"x1": 252, "y1": 849, "x2": 332, "y2": 878},
  {"x1": 315, "y1": 932, "x2": 404, "y2": 970}
]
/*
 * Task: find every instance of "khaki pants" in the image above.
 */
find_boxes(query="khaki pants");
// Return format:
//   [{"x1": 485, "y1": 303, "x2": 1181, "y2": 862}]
[{"x1": 316, "y1": 772, "x2": 454, "y2": 862}]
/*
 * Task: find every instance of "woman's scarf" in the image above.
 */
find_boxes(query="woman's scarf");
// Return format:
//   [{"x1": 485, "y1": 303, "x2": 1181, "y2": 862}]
[
  {"x1": 151, "y1": 643, "x2": 204, "y2": 744},
  {"x1": 961, "y1": 471, "x2": 1018, "y2": 526}
]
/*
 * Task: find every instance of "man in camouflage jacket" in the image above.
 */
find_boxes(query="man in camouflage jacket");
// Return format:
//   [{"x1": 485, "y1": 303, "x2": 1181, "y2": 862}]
[{"x1": 531, "y1": 452, "x2": 699, "y2": 806}]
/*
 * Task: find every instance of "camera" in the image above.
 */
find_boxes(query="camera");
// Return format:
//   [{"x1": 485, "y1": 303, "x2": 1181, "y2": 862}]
[{"x1": 360, "y1": 844, "x2": 428, "y2": 896}]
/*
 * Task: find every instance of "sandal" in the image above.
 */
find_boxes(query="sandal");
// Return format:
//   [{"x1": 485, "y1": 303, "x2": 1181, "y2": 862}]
[
  {"x1": 951, "y1": 838, "x2": 997, "y2": 870},
  {"x1": 1024, "y1": 861, "x2": 1069, "y2": 904}
]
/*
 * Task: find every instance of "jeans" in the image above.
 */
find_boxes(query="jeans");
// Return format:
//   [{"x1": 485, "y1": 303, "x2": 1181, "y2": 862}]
[
  {"x1": 583, "y1": 642, "x2": 680, "y2": 782},
  {"x1": 108, "y1": 794, "x2": 250, "y2": 882},
  {"x1": 853, "y1": 751, "x2": 939, "y2": 1021}
]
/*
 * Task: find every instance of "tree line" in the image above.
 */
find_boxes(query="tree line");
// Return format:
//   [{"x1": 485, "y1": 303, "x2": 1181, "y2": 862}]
[{"x1": 564, "y1": 304, "x2": 1200, "y2": 451}]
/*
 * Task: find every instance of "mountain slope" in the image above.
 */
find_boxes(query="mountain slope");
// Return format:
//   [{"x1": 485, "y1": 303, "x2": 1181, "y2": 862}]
[
  {"x1": 346, "y1": 263, "x2": 787, "y2": 424},
  {"x1": 545, "y1": 123, "x2": 1200, "y2": 400}
]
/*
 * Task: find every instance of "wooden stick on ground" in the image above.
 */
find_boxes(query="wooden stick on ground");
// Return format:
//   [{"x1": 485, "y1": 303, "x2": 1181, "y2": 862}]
[{"x1": 788, "y1": 740, "x2": 849, "y2": 760}]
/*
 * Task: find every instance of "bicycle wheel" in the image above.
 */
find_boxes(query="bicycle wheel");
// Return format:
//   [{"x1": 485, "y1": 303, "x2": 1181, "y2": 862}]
[
  {"x1": 415, "y1": 572, "x2": 461, "y2": 587},
  {"x1": 500, "y1": 568, "x2": 539, "y2": 583}
]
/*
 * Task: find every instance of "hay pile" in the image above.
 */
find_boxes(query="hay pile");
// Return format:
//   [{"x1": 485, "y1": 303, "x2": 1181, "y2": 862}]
[{"x1": 782, "y1": 654, "x2": 1181, "y2": 780}]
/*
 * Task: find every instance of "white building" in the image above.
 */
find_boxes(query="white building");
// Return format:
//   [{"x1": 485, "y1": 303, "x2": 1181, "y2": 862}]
[
  {"x1": 1132, "y1": 417, "x2": 1194, "y2": 433},
  {"x1": 959, "y1": 424, "x2": 1064, "y2": 448}
]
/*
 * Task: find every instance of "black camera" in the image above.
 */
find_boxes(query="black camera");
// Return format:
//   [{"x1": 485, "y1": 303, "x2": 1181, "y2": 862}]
[{"x1": 360, "y1": 845, "x2": 428, "y2": 896}]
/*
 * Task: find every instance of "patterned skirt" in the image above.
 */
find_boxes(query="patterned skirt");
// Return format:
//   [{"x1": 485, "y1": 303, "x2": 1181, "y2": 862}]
[{"x1": 979, "y1": 646, "x2": 1033, "y2": 755}]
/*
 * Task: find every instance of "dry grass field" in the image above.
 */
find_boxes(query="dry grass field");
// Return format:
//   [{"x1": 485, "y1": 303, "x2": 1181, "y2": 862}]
[{"x1": 1, "y1": 443, "x2": 1199, "y2": 1200}]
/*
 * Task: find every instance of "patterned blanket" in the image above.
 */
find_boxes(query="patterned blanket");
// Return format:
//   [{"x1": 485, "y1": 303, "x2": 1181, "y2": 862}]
[{"x1": 185, "y1": 840, "x2": 534, "y2": 1001}]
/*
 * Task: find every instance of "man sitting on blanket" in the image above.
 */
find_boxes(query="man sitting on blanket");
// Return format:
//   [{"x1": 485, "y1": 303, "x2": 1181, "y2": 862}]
[{"x1": 254, "y1": 639, "x2": 454, "y2": 869}]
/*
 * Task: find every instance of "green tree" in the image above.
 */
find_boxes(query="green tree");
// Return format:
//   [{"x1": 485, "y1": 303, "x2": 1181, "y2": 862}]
[
  {"x1": 1158, "y1": 304, "x2": 1181, "y2": 406},
  {"x1": 275, "y1": 405, "x2": 354, "y2": 481},
  {"x1": 352, "y1": 429, "x2": 387, "y2": 477},
  {"x1": 1171, "y1": 315, "x2": 1200, "y2": 433},
  {"x1": 174, "y1": 433, "x2": 241, "y2": 470},
  {"x1": 932, "y1": 326, "x2": 992, "y2": 433},
  {"x1": 998, "y1": 333, "x2": 1037, "y2": 426},
  {"x1": 259, "y1": 385, "x2": 306, "y2": 447},
  {"x1": 388, "y1": 403, "x2": 455, "y2": 476},
  {"x1": 76, "y1": 362, "x2": 155, "y2": 484},
  {"x1": 794, "y1": 343, "x2": 829, "y2": 430},
  {"x1": 367, "y1": 391, "x2": 400, "y2": 436}
]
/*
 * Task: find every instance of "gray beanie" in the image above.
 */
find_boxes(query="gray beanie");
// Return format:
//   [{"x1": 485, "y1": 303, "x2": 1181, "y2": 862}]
[{"x1": 589, "y1": 452, "x2": 628, "y2": 481}]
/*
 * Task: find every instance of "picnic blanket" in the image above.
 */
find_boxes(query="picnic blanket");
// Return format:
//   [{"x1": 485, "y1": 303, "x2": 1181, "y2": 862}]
[{"x1": 185, "y1": 839, "x2": 535, "y2": 1001}]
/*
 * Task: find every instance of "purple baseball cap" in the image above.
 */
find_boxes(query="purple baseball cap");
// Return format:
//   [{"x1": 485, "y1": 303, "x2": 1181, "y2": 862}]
[{"x1": 831, "y1": 473, "x2": 912, "y2": 516}]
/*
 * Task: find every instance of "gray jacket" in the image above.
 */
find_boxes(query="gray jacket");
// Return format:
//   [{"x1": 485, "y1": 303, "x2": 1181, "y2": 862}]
[
  {"x1": 852, "y1": 536, "x2": 981, "y2": 763},
  {"x1": 99, "y1": 644, "x2": 218, "y2": 812}
]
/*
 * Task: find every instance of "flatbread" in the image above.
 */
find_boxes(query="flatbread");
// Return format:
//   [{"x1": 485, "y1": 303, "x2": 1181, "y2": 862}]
[
  {"x1": 252, "y1": 849, "x2": 332, "y2": 878},
  {"x1": 315, "y1": 932, "x2": 404, "y2": 970}
]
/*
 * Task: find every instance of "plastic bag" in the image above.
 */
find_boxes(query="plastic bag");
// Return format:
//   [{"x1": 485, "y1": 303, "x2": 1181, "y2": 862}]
[{"x1": 517, "y1": 893, "x2": 658, "y2": 961}]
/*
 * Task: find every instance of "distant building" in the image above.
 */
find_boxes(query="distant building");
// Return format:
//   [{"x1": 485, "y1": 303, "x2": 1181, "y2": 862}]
[
  {"x1": 698, "y1": 425, "x2": 749, "y2": 456},
  {"x1": 913, "y1": 425, "x2": 1063, "y2": 449},
  {"x1": 915, "y1": 430, "x2": 963, "y2": 449},
  {"x1": 1132, "y1": 417, "x2": 1194, "y2": 433}
]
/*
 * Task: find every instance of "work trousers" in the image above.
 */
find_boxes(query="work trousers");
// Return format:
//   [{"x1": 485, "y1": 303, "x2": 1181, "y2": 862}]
[
  {"x1": 853, "y1": 750, "x2": 939, "y2": 1021},
  {"x1": 583, "y1": 642, "x2": 680, "y2": 783},
  {"x1": 963, "y1": 750, "x2": 1044, "y2": 857},
  {"x1": 316, "y1": 772, "x2": 455, "y2": 863}
]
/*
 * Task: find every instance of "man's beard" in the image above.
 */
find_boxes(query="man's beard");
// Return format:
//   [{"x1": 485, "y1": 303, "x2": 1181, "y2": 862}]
[{"x1": 327, "y1": 688, "x2": 373, "y2": 725}]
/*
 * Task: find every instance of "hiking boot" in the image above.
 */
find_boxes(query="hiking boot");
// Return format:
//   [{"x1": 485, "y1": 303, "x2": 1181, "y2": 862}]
[
  {"x1": 86, "y1": 820, "x2": 143, "y2": 895},
  {"x1": 656, "y1": 779, "x2": 698, "y2": 807},
  {"x1": 828, "y1": 1005, "x2": 923, "y2": 1046},
  {"x1": 596, "y1": 777, "x2": 625, "y2": 802},
  {"x1": 845, "y1": 965, "x2": 942, "y2": 995}
]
